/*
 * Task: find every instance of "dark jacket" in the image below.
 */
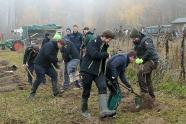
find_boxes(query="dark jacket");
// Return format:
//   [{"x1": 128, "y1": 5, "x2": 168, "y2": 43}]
[
  {"x1": 23, "y1": 46, "x2": 38, "y2": 65},
  {"x1": 106, "y1": 54, "x2": 131, "y2": 87},
  {"x1": 60, "y1": 40, "x2": 80, "y2": 62},
  {"x1": 64, "y1": 34, "x2": 71, "y2": 42},
  {"x1": 81, "y1": 32, "x2": 95, "y2": 49},
  {"x1": 70, "y1": 32, "x2": 83, "y2": 53},
  {"x1": 80, "y1": 36, "x2": 109, "y2": 76},
  {"x1": 41, "y1": 36, "x2": 50, "y2": 47},
  {"x1": 134, "y1": 34, "x2": 159, "y2": 63},
  {"x1": 34, "y1": 41, "x2": 58, "y2": 67}
]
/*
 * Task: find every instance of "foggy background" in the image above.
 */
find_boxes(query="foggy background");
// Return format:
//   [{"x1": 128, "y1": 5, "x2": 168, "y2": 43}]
[{"x1": 0, "y1": 0, "x2": 186, "y2": 38}]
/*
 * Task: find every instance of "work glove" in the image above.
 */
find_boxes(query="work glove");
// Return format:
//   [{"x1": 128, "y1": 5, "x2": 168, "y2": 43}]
[
  {"x1": 111, "y1": 76, "x2": 116, "y2": 80},
  {"x1": 135, "y1": 58, "x2": 143, "y2": 65}
]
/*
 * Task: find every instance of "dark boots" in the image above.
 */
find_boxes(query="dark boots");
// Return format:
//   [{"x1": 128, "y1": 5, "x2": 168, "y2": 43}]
[
  {"x1": 51, "y1": 80, "x2": 62, "y2": 97},
  {"x1": 81, "y1": 98, "x2": 91, "y2": 118}
]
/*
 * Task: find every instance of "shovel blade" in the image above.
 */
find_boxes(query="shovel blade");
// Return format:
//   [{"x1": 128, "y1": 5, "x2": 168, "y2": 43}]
[{"x1": 135, "y1": 96, "x2": 142, "y2": 109}]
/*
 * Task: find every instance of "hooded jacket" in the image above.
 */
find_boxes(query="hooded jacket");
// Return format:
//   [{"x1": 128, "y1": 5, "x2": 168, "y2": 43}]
[
  {"x1": 34, "y1": 41, "x2": 58, "y2": 67},
  {"x1": 80, "y1": 36, "x2": 109, "y2": 75}
]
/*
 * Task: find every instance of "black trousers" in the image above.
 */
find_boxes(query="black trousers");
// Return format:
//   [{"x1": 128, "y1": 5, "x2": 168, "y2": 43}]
[
  {"x1": 106, "y1": 79, "x2": 119, "y2": 95},
  {"x1": 81, "y1": 72, "x2": 107, "y2": 99},
  {"x1": 31, "y1": 64, "x2": 59, "y2": 95},
  {"x1": 138, "y1": 60, "x2": 158, "y2": 98}
]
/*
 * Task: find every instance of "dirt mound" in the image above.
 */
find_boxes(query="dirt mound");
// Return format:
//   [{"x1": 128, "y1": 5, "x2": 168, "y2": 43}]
[
  {"x1": 121, "y1": 94, "x2": 169, "y2": 113},
  {"x1": 0, "y1": 60, "x2": 25, "y2": 92},
  {"x1": 153, "y1": 101, "x2": 170, "y2": 112},
  {"x1": 0, "y1": 60, "x2": 9, "y2": 66},
  {"x1": 121, "y1": 96, "x2": 139, "y2": 112},
  {"x1": 140, "y1": 93, "x2": 155, "y2": 110}
]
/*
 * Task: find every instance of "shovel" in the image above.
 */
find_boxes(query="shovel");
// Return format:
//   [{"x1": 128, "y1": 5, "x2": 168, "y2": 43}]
[
  {"x1": 25, "y1": 66, "x2": 34, "y2": 79},
  {"x1": 119, "y1": 82, "x2": 142, "y2": 109}
]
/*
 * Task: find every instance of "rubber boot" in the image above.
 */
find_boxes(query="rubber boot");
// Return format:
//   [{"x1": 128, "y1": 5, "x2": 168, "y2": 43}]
[
  {"x1": 51, "y1": 80, "x2": 62, "y2": 97},
  {"x1": 81, "y1": 98, "x2": 91, "y2": 118},
  {"x1": 99, "y1": 94, "x2": 116, "y2": 118},
  {"x1": 29, "y1": 79, "x2": 40, "y2": 98},
  {"x1": 28, "y1": 93, "x2": 35, "y2": 100}
]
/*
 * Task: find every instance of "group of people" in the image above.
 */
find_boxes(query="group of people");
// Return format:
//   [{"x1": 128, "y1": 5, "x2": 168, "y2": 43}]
[{"x1": 23, "y1": 25, "x2": 159, "y2": 118}]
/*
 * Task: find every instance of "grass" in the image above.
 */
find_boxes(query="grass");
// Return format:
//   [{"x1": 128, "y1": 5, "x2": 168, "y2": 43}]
[
  {"x1": 157, "y1": 82, "x2": 186, "y2": 98},
  {"x1": 0, "y1": 50, "x2": 186, "y2": 124}
]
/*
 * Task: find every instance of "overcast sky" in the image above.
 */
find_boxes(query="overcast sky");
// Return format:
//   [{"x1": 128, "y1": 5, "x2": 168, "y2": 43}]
[{"x1": 0, "y1": 0, "x2": 186, "y2": 37}]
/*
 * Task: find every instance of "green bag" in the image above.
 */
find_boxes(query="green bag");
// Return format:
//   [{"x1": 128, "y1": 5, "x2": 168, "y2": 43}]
[{"x1": 108, "y1": 89, "x2": 123, "y2": 110}]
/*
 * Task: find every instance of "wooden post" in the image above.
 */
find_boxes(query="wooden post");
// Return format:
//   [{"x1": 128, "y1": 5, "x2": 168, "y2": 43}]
[
  {"x1": 165, "y1": 34, "x2": 169, "y2": 61},
  {"x1": 180, "y1": 30, "x2": 186, "y2": 81}
]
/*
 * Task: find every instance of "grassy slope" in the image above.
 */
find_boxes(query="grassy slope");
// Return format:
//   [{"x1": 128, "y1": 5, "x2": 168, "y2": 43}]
[{"x1": 0, "y1": 50, "x2": 186, "y2": 124}]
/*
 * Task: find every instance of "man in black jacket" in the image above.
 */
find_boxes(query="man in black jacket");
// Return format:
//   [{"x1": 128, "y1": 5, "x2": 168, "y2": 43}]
[
  {"x1": 70, "y1": 25, "x2": 83, "y2": 53},
  {"x1": 130, "y1": 28, "x2": 159, "y2": 99},
  {"x1": 64, "y1": 28, "x2": 71, "y2": 42},
  {"x1": 23, "y1": 45, "x2": 39, "y2": 85},
  {"x1": 80, "y1": 30, "x2": 116, "y2": 118},
  {"x1": 60, "y1": 38, "x2": 81, "y2": 90},
  {"x1": 29, "y1": 33, "x2": 64, "y2": 98},
  {"x1": 41, "y1": 33, "x2": 50, "y2": 47}
]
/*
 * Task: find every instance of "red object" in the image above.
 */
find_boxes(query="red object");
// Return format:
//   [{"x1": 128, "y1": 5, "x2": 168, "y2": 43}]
[{"x1": 12, "y1": 40, "x2": 24, "y2": 51}]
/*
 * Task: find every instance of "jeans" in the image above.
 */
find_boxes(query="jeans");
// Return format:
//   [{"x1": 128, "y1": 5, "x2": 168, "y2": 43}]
[
  {"x1": 63, "y1": 62, "x2": 70, "y2": 88},
  {"x1": 81, "y1": 72, "x2": 107, "y2": 99},
  {"x1": 63, "y1": 59, "x2": 80, "y2": 88},
  {"x1": 30, "y1": 64, "x2": 59, "y2": 96}
]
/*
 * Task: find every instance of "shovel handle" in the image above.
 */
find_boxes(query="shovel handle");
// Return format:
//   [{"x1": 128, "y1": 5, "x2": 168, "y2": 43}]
[
  {"x1": 119, "y1": 82, "x2": 141, "y2": 97},
  {"x1": 26, "y1": 66, "x2": 34, "y2": 79}
]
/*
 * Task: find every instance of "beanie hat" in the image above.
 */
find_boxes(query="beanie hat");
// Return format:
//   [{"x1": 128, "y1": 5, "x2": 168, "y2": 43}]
[
  {"x1": 130, "y1": 28, "x2": 141, "y2": 38},
  {"x1": 53, "y1": 32, "x2": 63, "y2": 41}
]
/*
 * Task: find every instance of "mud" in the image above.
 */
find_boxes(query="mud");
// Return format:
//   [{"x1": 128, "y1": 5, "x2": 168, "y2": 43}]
[
  {"x1": 140, "y1": 93, "x2": 155, "y2": 110},
  {"x1": 0, "y1": 60, "x2": 9, "y2": 66},
  {"x1": 0, "y1": 60, "x2": 25, "y2": 92},
  {"x1": 121, "y1": 94, "x2": 170, "y2": 113}
]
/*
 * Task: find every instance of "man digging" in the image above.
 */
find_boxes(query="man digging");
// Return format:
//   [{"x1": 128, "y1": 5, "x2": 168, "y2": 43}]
[
  {"x1": 130, "y1": 28, "x2": 159, "y2": 102},
  {"x1": 23, "y1": 44, "x2": 39, "y2": 85},
  {"x1": 106, "y1": 51, "x2": 137, "y2": 111},
  {"x1": 28, "y1": 32, "x2": 64, "y2": 98}
]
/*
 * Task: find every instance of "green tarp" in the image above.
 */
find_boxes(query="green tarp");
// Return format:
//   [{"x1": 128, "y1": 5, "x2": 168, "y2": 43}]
[
  {"x1": 21, "y1": 24, "x2": 62, "y2": 42},
  {"x1": 22, "y1": 24, "x2": 62, "y2": 31}
]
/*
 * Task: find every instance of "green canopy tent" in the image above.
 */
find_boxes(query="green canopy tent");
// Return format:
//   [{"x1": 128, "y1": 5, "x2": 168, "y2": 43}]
[{"x1": 21, "y1": 24, "x2": 62, "y2": 47}]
